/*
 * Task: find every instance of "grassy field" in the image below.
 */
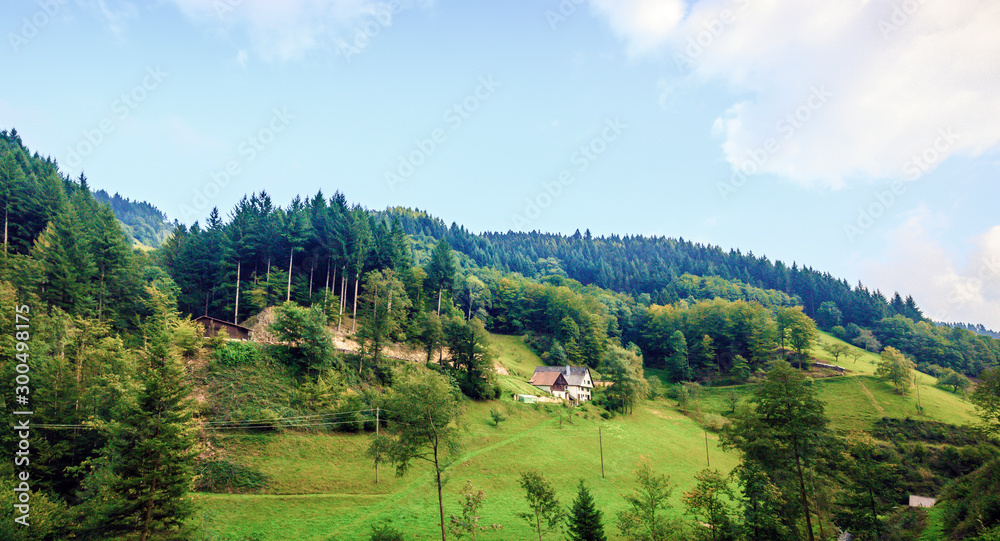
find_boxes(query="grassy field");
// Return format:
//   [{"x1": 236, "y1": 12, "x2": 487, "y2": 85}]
[
  {"x1": 696, "y1": 332, "x2": 978, "y2": 432},
  {"x1": 190, "y1": 331, "x2": 978, "y2": 540},
  {"x1": 192, "y1": 399, "x2": 737, "y2": 540}
]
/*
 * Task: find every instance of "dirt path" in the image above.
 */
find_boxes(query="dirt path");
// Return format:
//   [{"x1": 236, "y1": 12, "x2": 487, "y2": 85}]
[{"x1": 856, "y1": 378, "x2": 885, "y2": 415}]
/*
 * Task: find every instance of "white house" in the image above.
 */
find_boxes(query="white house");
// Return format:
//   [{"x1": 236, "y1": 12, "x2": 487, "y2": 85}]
[{"x1": 529, "y1": 366, "x2": 594, "y2": 403}]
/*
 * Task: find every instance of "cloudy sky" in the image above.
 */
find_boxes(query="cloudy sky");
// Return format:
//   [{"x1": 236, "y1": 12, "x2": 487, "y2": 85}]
[{"x1": 2, "y1": 0, "x2": 999, "y2": 329}]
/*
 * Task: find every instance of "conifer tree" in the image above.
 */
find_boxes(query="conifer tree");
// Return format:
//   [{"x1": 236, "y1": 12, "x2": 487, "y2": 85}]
[
  {"x1": 85, "y1": 286, "x2": 196, "y2": 541},
  {"x1": 567, "y1": 480, "x2": 607, "y2": 541}
]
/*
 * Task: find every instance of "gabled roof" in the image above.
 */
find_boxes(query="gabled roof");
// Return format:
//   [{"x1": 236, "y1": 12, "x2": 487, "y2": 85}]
[
  {"x1": 529, "y1": 371, "x2": 568, "y2": 387},
  {"x1": 193, "y1": 315, "x2": 251, "y2": 332},
  {"x1": 531, "y1": 366, "x2": 592, "y2": 388}
]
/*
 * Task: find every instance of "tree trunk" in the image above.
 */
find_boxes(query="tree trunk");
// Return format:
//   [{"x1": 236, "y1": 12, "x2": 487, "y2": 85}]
[
  {"x1": 437, "y1": 288, "x2": 442, "y2": 316},
  {"x1": 794, "y1": 453, "x2": 815, "y2": 541},
  {"x1": 338, "y1": 267, "x2": 346, "y2": 332},
  {"x1": 325, "y1": 258, "x2": 332, "y2": 304},
  {"x1": 3, "y1": 207, "x2": 7, "y2": 255},
  {"x1": 308, "y1": 258, "x2": 315, "y2": 300},
  {"x1": 286, "y1": 248, "x2": 294, "y2": 302},
  {"x1": 351, "y1": 274, "x2": 359, "y2": 333},
  {"x1": 234, "y1": 260, "x2": 241, "y2": 324}
]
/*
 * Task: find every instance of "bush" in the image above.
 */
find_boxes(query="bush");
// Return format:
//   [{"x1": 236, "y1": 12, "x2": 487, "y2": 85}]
[
  {"x1": 369, "y1": 523, "x2": 406, "y2": 541},
  {"x1": 213, "y1": 341, "x2": 262, "y2": 368},
  {"x1": 703, "y1": 413, "x2": 730, "y2": 432},
  {"x1": 194, "y1": 459, "x2": 271, "y2": 493}
]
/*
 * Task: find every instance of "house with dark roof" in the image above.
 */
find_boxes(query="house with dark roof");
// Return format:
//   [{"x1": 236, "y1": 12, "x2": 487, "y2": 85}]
[{"x1": 529, "y1": 365, "x2": 594, "y2": 403}]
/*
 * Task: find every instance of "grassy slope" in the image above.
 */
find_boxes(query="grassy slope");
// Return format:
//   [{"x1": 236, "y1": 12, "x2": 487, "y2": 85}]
[
  {"x1": 697, "y1": 332, "x2": 977, "y2": 432},
  {"x1": 193, "y1": 334, "x2": 735, "y2": 540},
  {"x1": 192, "y1": 331, "x2": 978, "y2": 540}
]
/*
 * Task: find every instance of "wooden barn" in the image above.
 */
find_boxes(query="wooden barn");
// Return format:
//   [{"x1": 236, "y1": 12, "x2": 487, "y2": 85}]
[{"x1": 194, "y1": 316, "x2": 251, "y2": 341}]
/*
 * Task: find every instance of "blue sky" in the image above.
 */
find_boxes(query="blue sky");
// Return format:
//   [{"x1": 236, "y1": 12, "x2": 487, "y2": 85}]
[{"x1": 2, "y1": 0, "x2": 999, "y2": 329}]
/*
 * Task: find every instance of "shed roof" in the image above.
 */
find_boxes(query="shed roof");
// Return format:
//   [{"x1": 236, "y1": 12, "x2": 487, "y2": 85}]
[{"x1": 193, "y1": 315, "x2": 251, "y2": 332}]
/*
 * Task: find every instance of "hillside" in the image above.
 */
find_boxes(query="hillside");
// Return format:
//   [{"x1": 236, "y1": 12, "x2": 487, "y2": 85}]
[
  {"x1": 93, "y1": 189, "x2": 175, "y2": 249},
  {"x1": 192, "y1": 333, "x2": 738, "y2": 540},
  {"x1": 2, "y1": 129, "x2": 999, "y2": 541},
  {"x1": 190, "y1": 331, "x2": 984, "y2": 540}
]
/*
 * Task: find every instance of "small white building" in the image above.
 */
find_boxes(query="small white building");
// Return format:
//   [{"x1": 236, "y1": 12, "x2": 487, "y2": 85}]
[{"x1": 529, "y1": 366, "x2": 594, "y2": 403}]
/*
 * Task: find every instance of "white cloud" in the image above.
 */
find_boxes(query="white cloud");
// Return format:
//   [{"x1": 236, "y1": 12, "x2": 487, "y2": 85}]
[
  {"x1": 587, "y1": 0, "x2": 686, "y2": 56},
  {"x1": 864, "y1": 212, "x2": 1000, "y2": 330},
  {"x1": 589, "y1": 0, "x2": 1000, "y2": 186},
  {"x1": 167, "y1": 0, "x2": 428, "y2": 62},
  {"x1": 235, "y1": 49, "x2": 249, "y2": 68}
]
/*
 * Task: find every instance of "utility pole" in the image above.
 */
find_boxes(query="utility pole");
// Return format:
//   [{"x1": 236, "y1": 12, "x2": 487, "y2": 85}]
[
  {"x1": 375, "y1": 407, "x2": 380, "y2": 485},
  {"x1": 705, "y1": 427, "x2": 710, "y2": 467},
  {"x1": 599, "y1": 426, "x2": 605, "y2": 479}
]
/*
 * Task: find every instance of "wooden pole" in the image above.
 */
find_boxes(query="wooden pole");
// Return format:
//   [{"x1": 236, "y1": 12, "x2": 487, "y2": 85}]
[
  {"x1": 375, "y1": 407, "x2": 380, "y2": 485},
  {"x1": 599, "y1": 426, "x2": 605, "y2": 479},
  {"x1": 705, "y1": 427, "x2": 711, "y2": 467}
]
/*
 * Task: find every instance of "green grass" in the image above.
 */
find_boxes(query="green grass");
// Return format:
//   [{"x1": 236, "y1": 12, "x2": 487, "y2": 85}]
[
  {"x1": 191, "y1": 332, "x2": 980, "y2": 540},
  {"x1": 488, "y1": 333, "x2": 542, "y2": 380},
  {"x1": 696, "y1": 332, "x2": 978, "y2": 433},
  {"x1": 918, "y1": 505, "x2": 947, "y2": 541},
  {"x1": 192, "y1": 334, "x2": 738, "y2": 540},
  {"x1": 193, "y1": 399, "x2": 735, "y2": 540}
]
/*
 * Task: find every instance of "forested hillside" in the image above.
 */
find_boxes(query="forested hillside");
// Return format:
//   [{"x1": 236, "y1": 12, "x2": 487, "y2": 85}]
[
  {"x1": 93, "y1": 189, "x2": 175, "y2": 249},
  {"x1": 3, "y1": 129, "x2": 1000, "y2": 540}
]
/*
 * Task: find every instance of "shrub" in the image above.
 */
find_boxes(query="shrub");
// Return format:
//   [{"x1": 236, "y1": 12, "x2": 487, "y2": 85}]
[
  {"x1": 194, "y1": 459, "x2": 271, "y2": 493},
  {"x1": 213, "y1": 341, "x2": 262, "y2": 368},
  {"x1": 703, "y1": 413, "x2": 730, "y2": 432},
  {"x1": 369, "y1": 523, "x2": 406, "y2": 541}
]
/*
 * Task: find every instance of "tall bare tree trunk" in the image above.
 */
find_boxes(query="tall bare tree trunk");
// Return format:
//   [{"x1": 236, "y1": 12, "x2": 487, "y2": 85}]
[
  {"x1": 338, "y1": 266, "x2": 346, "y2": 332},
  {"x1": 308, "y1": 258, "x2": 315, "y2": 300},
  {"x1": 3, "y1": 207, "x2": 7, "y2": 255},
  {"x1": 234, "y1": 260, "x2": 241, "y2": 324},
  {"x1": 324, "y1": 258, "x2": 332, "y2": 304},
  {"x1": 286, "y1": 248, "x2": 293, "y2": 302},
  {"x1": 351, "y1": 273, "x2": 359, "y2": 333},
  {"x1": 437, "y1": 288, "x2": 442, "y2": 316}
]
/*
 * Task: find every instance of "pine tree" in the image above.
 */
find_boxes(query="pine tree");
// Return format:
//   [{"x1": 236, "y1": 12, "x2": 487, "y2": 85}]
[
  {"x1": 426, "y1": 238, "x2": 457, "y2": 312},
  {"x1": 567, "y1": 480, "x2": 607, "y2": 541},
  {"x1": 85, "y1": 286, "x2": 197, "y2": 540}
]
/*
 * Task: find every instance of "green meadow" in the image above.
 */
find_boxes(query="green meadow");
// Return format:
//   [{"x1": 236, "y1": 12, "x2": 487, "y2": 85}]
[{"x1": 191, "y1": 332, "x2": 977, "y2": 540}]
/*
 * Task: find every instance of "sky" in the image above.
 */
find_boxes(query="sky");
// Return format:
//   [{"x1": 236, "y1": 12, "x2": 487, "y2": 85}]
[{"x1": 1, "y1": 0, "x2": 999, "y2": 330}]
